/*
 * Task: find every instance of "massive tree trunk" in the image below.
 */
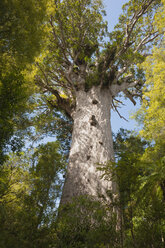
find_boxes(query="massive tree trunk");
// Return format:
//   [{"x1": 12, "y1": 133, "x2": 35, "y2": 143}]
[{"x1": 60, "y1": 86, "x2": 116, "y2": 205}]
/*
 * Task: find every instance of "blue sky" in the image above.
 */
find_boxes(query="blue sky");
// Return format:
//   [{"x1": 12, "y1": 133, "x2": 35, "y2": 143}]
[
  {"x1": 103, "y1": 0, "x2": 128, "y2": 32},
  {"x1": 103, "y1": 0, "x2": 140, "y2": 133}
]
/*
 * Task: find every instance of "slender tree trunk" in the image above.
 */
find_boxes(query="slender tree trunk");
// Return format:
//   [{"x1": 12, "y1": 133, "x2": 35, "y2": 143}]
[{"x1": 60, "y1": 86, "x2": 116, "y2": 204}]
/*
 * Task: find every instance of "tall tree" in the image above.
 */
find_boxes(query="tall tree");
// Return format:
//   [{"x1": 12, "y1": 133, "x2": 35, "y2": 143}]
[{"x1": 34, "y1": 0, "x2": 162, "y2": 204}]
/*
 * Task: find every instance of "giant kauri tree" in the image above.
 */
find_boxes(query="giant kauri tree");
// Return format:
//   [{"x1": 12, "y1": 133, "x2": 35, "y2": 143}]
[{"x1": 34, "y1": 0, "x2": 162, "y2": 204}]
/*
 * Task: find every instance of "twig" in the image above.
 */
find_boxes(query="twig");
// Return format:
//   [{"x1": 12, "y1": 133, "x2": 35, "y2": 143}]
[{"x1": 112, "y1": 100, "x2": 128, "y2": 122}]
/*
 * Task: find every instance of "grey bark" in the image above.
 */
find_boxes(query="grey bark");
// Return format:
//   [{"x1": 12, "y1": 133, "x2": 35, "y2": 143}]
[{"x1": 60, "y1": 86, "x2": 117, "y2": 204}]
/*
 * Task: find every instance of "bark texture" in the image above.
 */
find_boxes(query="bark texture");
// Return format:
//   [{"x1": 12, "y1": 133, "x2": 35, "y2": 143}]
[{"x1": 60, "y1": 86, "x2": 116, "y2": 204}]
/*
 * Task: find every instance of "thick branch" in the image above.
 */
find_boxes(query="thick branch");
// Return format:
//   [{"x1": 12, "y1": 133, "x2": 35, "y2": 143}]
[
  {"x1": 110, "y1": 79, "x2": 139, "y2": 96},
  {"x1": 123, "y1": 90, "x2": 136, "y2": 105},
  {"x1": 35, "y1": 76, "x2": 75, "y2": 119}
]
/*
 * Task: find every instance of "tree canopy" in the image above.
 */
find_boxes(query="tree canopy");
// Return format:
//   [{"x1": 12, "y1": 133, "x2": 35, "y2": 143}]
[{"x1": 34, "y1": 0, "x2": 162, "y2": 119}]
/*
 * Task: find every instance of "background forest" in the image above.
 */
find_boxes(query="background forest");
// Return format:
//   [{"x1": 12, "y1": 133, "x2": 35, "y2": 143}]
[{"x1": 0, "y1": 0, "x2": 165, "y2": 247}]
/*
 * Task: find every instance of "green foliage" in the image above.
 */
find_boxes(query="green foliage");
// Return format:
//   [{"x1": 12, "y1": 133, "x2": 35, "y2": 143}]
[
  {"x1": 0, "y1": 59, "x2": 33, "y2": 163},
  {"x1": 50, "y1": 0, "x2": 106, "y2": 58},
  {"x1": 136, "y1": 47, "x2": 165, "y2": 142},
  {"x1": 107, "y1": 0, "x2": 162, "y2": 87},
  {"x1": 111, "y1": 129, "x2": 165, "y2": 248},
  {"x1": 113, "y1": 129, "x2": 148, "y2": 204},
  {"x1": 34, "y1": 0, "x2": 107, "y2": 94},
  {"x1": 131, "y1": 6, "x2": 165, "y2": 246},
  {"x1": 134, "y1": 0, "x2": 165, "y2": 143},
  {"x1": 0, "y1": 0, "x2": 49, "y2": 163},
  {"x1": 54, "y1": 196, "x2": 119, "y2": 248},
  {"x1": 0, "y1": 0, "x2": 48, "y2": 64},
  {"x1": 0, "y1": 142, "x2": 65, "y2": 248}
]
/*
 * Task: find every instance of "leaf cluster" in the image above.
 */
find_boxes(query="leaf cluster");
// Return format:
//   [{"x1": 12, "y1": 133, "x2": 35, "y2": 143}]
[{"x1": 0, "y1": 142, "x2": 65, "y2": 248}]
